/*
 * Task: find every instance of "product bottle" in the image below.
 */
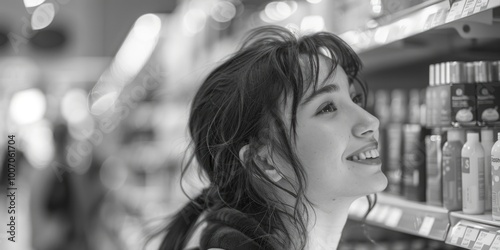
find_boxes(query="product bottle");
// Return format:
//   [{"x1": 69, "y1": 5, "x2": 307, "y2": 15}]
[
  {"x1": 481, "y1": 128, "x2": 494, "y2": 211},
  {"x1": 492, "y1": 132, "x2": 500, "y2": 220},
  {"x1": 385, "y1": 89, "x2": 407, "y2": 195},
  {"x1": 375, "y1": 90, "x2": 390, "y2": 188},
  {"x1": 443, "y1": 129, "x2": 464, "y2": 210},
  {"x1": 450, "y1": 62, "x2": 476, "y2": 127},
  {"x1": 403, "y1": 124, "x2": 427, "y2": 202},
  {"x1": 462, "y1": 132, "x2": 485, "y2": 214},
  {"x1": 426, "y1": 133, "x2": 442, "y2": 206},
  {"x1": 476, "y1": 61, "x2": 500, "y2": 126},
  {"x1": 426, "y1": 64, "x2": 435, "y2": 127}
]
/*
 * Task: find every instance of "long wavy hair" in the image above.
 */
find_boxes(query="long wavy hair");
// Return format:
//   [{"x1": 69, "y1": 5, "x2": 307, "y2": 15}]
[{"x1": 157, "y1": 25, "x2": 372, "y2": 249}]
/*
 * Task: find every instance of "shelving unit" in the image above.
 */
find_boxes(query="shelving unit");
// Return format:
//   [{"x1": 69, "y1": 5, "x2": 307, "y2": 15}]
[
  {"x1": 340, "y1": 0, "x2": 500, "y2": 73},
  {"x1": 344, "y1": 0, "x2": 500, "y2": 248},
  {"x1": 339, "y1": 0, "x2": 500, "y2": 54},
  {"x1": 349, "y1": 193, "x2": 450, "y2": 241},
  {"x1": 349, "y1": 194, "x2": 500, "y2": 249}
]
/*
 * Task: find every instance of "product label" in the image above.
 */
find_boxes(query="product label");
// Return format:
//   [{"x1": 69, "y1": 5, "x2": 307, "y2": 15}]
[
  {"x1": 472, "y1": 231, "x2": 496, "y2": 249},
  {"x1": 490, "y1": 235, "x2": 500, "y2": 250},
  {"x1": 492, "y1": 156, "x2": 500, "y2": 218},
  {"x1": 477, "y1": 82, "x2": 500, "y2": 125},
  {"x1": 462, "y1": 156, "x2": 485, "y2": 212},
  {"x1": 462, "y1": 0, "x2": 478, "y2": 17},
  {"x1": 451, "y1": 84, "x2": 477, "y2": 126},
  {"x1": 463, "y1": 157, "x2": 471, "y2": 174},
  {"x1": 439, "y1": 85, "x2": 451, "y2": 126},
  {"x1": 461, "y1": 228, "x2": 480, "y2": 247}
]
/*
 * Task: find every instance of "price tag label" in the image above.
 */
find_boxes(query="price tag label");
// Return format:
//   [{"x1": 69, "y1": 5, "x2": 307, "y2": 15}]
[
  {"x1": 473, "y1": 0, "x2": 489, "y2": 13},
  {"x1": 424, "y1": 13, "x2": 437, "y2": 30},
  {"x1": 431, "y1": 9, "x2": 447, "y2": 27},
  {"x1": 490, "y1": 235, "x2": 500, "y2": 250},
  {"x1": 450, "y1": 225, "x2": 467, "y2": 244},
  {"x1": 384, "y1": 207, "x2": 403, "y2": 227},
  {"x1": 461, "y1": 0, "x2": 478, "y2": 17},
  {"x1": 461, "y1": 228, "x2": 480, "y2": 247},
  {"x1": 472, "y1": 231, "x2": 496, "y2": 249},
  {"x1": 446, "y1": 0, "x2": 466, "y2": 22},
  {"x1": 418, "y1": 216, "x2": 435, "y2": 236},
  {"x1": 374, "y1": 205, "x2": 390, "y2": 223}
]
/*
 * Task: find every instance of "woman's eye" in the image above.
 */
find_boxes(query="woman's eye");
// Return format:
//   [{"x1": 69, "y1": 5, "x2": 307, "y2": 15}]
[
  {"x1": 318, "y1": 103, "x2": 337, "y2": 114},
  {"x1": 351, "y1": 94, "x2": 363, "y2": 107}
]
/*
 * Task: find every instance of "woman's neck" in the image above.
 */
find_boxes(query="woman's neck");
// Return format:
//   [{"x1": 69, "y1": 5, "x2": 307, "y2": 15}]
[
  {"x1": 305, "y1": 198, "x2": 355, "y2": 249},
  {"x1": 280, "y1": 197, "x2": 356, "y2": 250}
]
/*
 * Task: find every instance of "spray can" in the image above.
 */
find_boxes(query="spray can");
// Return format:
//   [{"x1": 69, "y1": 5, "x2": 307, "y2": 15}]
[
  {"x1": 481, "y1": 128, "x2": 494, "y2": 211},
  {"x1": 462, "y1": 132, "x2": 485, "y2": 214},
  {"x1": 492, "y1": 132, "x2": 500, "y2": 220}
]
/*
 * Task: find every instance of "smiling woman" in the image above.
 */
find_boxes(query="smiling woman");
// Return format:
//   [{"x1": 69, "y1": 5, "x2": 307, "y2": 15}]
[{"x1": 157, "y1": 25, "x2": 387, "y2": 250}]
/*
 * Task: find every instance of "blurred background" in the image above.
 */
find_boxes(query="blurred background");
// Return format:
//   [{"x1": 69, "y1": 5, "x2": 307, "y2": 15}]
[{"x1": 0, "y1": 0, "x2": 499, "y2": 249}]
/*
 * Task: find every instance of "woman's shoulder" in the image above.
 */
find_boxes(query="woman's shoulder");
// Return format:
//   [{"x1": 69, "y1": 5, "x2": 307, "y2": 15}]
[{"x1": 198, "y1": 207, "x2": 274, "y2": 250}]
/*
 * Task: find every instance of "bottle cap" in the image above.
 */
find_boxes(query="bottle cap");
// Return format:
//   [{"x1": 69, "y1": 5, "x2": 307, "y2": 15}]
[
  {"x1": 429, "y1": 64, "x2": 435, "y2": 86},
  {"x1": 474, "y1": 61, "x2": 492, "y2": 83},
  {"x1": 465, "y1": 62, "x2": 475, "y2": 83},
  {"x1": 467, "y1": 132, "x2": 480, "y2": 142},
  {"x1": 481, "y1": 128, "x2": 494, "y2": 142},
  {"x1": 448, "y1": 61, "x2": 465, "y2": 84},
  {"x1": 448, "y1": 129, "x2": 463, "y2": 142}
]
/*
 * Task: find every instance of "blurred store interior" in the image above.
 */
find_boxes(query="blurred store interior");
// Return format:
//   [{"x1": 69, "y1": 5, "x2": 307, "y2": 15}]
[{"x1": 1, "y1": 0, "x2": 500, "y2": 249}]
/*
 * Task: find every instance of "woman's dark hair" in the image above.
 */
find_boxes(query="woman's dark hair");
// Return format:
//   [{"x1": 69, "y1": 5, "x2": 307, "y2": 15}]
[{"x1": 158, "y1": 25, "x2": 370, "y2": 249}]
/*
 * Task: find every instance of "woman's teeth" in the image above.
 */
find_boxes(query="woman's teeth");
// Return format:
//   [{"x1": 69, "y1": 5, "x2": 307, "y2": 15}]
[{"x1": 351, "y1": 149, "x2": 379, "y2": 161}]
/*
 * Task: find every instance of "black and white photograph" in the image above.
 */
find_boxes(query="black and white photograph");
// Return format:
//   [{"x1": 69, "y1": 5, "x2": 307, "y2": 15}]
[{"x1": 1, "y1": 0, "x2": 500, "y2": 249}]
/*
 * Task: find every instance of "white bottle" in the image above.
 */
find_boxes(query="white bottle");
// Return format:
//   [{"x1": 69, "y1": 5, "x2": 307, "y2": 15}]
[
  {"x1": 481, "y1": 129, "x2": 494, "y2": 211},
  {"x1": 462, "y1": 132, "x2": 485, "y2": 214},
  {"x1": 492, "y1": 133, "x2": 500, "y2": 220}
]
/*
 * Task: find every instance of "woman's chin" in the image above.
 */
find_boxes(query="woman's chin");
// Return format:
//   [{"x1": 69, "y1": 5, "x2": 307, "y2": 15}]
[{"x1": 365, "y1": 173, "x2": 388, "y2": 194}]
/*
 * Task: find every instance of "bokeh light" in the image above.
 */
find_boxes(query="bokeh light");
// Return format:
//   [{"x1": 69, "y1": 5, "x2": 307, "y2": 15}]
[
  {"x1": 183, "y1": 9, "x2": 207, "y2": 35},
  {"x1": 9, "y1": 88, "x2": 47, "y2": 125},
  {"x1": 210, "y1": 1, "x2": 237, "y2": 23},
  {"x1": 23, "y1": 0, "x2": 46, "y2": 8},
  {"x1": 31, "y1": 3, "x2": 55, "y2": 30},
  {"x1": 300, "y1": 15, "x2": 325, "y2": 33},
  {"x1": 61, "y1": 88, "x2": 90, "y2": 124}
]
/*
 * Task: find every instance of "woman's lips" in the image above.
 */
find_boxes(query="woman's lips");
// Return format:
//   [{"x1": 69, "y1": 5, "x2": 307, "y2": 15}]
[{"x1": 347, "y1": 157, "x2": 382, "y2": 165}]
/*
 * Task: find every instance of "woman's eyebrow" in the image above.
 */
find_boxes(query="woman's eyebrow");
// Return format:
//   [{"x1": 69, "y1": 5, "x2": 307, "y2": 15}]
[{"x1": 300, "y1": 84, "x2": 339, "y2": 106}]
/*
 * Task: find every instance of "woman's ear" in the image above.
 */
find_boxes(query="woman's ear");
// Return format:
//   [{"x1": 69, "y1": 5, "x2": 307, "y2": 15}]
[{"x1": 238, "y1": 144, "x2": 283, "y2": 183}]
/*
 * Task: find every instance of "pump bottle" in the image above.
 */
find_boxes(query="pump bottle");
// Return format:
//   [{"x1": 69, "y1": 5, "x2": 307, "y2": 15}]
[{"x1": 462, "y1": 132, "x2": 485, "y2": 214}]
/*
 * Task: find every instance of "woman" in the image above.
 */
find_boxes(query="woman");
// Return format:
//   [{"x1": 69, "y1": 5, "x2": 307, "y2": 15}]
[{"x1": 159, "y1": 25, "x2": 387, "y2": 250}]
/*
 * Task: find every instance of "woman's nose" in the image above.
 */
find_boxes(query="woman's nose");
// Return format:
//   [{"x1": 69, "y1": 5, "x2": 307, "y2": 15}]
[{"x1": 352, "y1": 108, "x2": 380, "y2": 138}]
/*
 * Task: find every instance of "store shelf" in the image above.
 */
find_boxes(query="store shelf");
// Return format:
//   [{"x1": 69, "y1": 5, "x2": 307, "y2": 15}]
[
  {"x1": 339, "y1": 0, "x2": 500, "y2": 72},
  {"x1": 339, "y1": 0, "x2": 500, "y2": 53},
  {"x1": 350, "y1": 194, "x2": 500, "y2": 248},
  {"x1": 349, "y1": 193, "x2": 450, "y2": 241},
  {"x1": 446, "y1": 219, "x2": 500, "y2": 249},
  {"x1": 349, "y1": 193, "x2": 500, "y2": 250}
]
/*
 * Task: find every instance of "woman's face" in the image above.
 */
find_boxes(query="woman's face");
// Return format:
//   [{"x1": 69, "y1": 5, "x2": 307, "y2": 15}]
[{"x1": 278, "y1": 58, "x2": 387, "y2": 205}]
